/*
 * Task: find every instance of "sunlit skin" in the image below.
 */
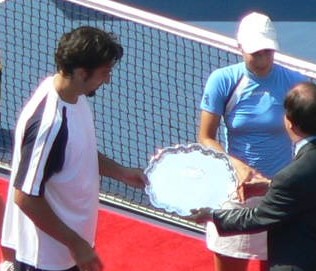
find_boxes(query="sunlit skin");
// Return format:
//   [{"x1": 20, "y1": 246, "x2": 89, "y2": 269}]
[{"x1": 242, "y1": 49, "x2": 275, "y2": 77}]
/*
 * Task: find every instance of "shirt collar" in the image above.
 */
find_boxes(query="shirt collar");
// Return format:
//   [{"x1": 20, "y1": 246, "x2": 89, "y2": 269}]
[{"x1": 294, "y1": 136, "x2": 316, "y2": 156}]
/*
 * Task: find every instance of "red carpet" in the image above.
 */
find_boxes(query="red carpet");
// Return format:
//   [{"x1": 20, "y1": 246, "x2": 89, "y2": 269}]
[
  {"x1": 0, "y1": 176, "x2": 266, "y2": 271},
  {"x1": 96, "y1": 208, "x2": 213, "y2": 271}
]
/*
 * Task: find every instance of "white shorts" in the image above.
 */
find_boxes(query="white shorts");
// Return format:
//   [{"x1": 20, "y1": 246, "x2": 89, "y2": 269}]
[{"x1": 206, "y1": 196, "x2": 267, "y2": 260}]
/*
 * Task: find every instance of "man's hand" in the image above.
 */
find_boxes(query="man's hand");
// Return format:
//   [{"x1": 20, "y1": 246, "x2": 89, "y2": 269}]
[
  {"x1": 98, "y1": 152, "x2": 148, "y2": 189},
  {"x1": 241, "y1": 175, "x2": 271, "y2": 200},
  {"x1": 229, "y1": 157, "x2": 270, "y2": 202},
  {"x1": 184, "y1": 207, "x2": 214, "y2": 224},
  {"x1": 70, "y1": 239, "x2": 103, "y2": 271},
  {"x1": 122, "y1": 168, "x2": 149, "y2": 189}
]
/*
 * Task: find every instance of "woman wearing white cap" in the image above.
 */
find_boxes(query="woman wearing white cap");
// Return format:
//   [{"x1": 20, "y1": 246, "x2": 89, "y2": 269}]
[{"x1": 198, "y1": 11, "x2": 307, "y2": 271}]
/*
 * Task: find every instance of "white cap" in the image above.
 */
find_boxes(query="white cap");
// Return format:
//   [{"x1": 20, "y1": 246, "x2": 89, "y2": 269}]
[{"x1": 237, "y1": 12, "x2": 279, "y2": 54}]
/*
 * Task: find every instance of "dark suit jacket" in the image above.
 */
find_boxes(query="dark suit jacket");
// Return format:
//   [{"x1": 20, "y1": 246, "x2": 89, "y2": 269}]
[{"x1": 213, "y1": 139, "x2": 316, "y2": 271}]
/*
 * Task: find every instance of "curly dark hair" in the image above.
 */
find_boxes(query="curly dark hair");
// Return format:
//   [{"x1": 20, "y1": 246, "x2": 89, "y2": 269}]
[{"x1": 55, "y1": 26, "x2": 123, "y2": 76}]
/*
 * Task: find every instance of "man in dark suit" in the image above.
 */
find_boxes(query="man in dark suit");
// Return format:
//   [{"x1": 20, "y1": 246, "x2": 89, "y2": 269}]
[{"x1": 187, "y1": 81, "x2": 316, "y2": 271}]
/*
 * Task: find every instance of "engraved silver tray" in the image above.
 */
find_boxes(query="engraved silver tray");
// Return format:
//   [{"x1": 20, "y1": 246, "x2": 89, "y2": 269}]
[{"x1": 144, "y1": 143, "x2": 237, "y2": 216}]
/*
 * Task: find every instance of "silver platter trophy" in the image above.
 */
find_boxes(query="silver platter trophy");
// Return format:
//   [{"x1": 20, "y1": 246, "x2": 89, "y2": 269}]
[{"x1": 144, "y1": 143, "x2": 237, "y2": 216}]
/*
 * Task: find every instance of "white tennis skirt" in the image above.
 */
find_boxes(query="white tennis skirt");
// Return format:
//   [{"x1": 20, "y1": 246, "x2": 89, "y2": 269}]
[{"x1": 206, "y1": 196, "x2": 267, "y2": 260}]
